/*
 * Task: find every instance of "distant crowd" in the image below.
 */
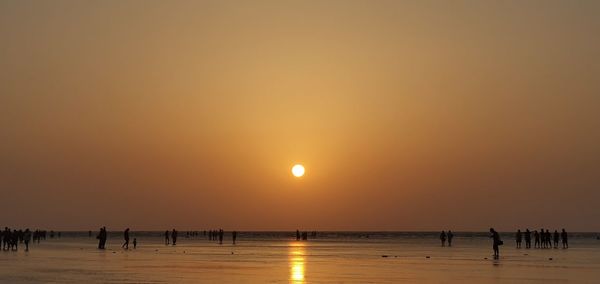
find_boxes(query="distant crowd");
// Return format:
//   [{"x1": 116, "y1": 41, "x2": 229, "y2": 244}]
[
  {"x1": 515, "y1": 228, "x2": 568, "y2": 249},
  {"x1": 2, "y1": 226, "x2": 589, "y2": 258},
  {"x1": 477, "y1": 228, "x2": 570, "y2": 259},
  {"x1": 94, "y1": 228, "x2": 242, "y2": 249},
  {"x1": 439, "y1": 228, "x2": 570, "y2": 257},
  {"x1": 1, "y1": 228, "x2": 57, "y2": 252},
  {"x1": 296, "y1": 230, "x2": 317, "y2": 241}
]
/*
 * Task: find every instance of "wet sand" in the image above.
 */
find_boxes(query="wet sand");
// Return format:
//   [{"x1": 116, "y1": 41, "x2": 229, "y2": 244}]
[{"x1": 1, "y1": 232, "x2": 599, "y2": 283}]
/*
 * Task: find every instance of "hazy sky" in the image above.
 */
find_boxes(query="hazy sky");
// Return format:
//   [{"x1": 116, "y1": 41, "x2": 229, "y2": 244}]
[{"x1": 1, "y1": 0, "x2": 599, "y2": 231}]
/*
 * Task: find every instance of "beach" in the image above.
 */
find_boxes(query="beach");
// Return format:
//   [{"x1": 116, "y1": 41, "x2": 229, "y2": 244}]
[{"x1": 1, "y1": 232, "x2": 599, "y2": 283}]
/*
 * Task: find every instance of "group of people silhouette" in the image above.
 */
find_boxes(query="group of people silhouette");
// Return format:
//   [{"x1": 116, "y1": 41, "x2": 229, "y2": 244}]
[
  {"x1": 515, "y1": 228, "x2": 568, "y2": 249},
  {"x1": 164, "y1": 229, "x2": 178, "y2": 246},
  {"x1": 488, "y1": 228, "x2": 570, "y2": 259},
  {"x1": 439, "y1": 230, "x2": 454, "y2": 246},
  {"x1": 1, "y1": 228, "x2": 33, "y2": 251},
  {"x1": 0, "y1": 228, "x2": 60, "y2": 252},
  {"x1": 93, "y1": 228, "x2": 245, "y2": 249},
  {"x1": 435, "y1": 228, "x2": 570, "y2": 259},
  {"x1": 207, "y1": 229, "x2": 239, "y2": 244},
  {"x1": 97, "y1": 227, "x2": 108, "y2": 249},
  {"x1": 208, "y1": 229, "x2": 225, "y2": 244},
  {"x1": 295, "y1": 230, "x2": 317, "y2": 241}
]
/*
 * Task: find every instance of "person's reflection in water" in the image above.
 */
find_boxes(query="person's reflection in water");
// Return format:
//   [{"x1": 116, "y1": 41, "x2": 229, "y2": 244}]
[{"x1": 289, "y1": 243, "x2": 306, "y2": 283}]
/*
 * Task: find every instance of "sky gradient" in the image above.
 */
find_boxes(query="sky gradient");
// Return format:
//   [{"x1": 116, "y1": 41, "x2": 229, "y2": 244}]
[{"x1": 1, "y1": 0, "x2": 599, "y2": 231}]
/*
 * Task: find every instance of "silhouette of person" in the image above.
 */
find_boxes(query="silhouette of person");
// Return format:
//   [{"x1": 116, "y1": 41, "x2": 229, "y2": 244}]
[
  {"x1": 23, "y1": 229, "x2": 31, "y2": 252},
  {"x1": 219, "y1": 229, "x2": 224, "y2": 245},
  {"x1": 545, "y1": 229, "x2": 551, "y2": 248},
  {"x1": 97, "y1": 227, "x2": 107, "y2": 249},
  {"x1": 296, "y1": 230, "x2": 300, "y2": 241},
  {"x1": 524, "y1": 229, "x2": 531, "y2": 248},
  {"x1": 489, "y1": 228, "x2": 501, "y2": 258},
  {"x1": 516, "y1": 230, "x2": 522, "y2": 248},
  {"x1": 165, "y1": 230, "x2": 170, "y2": 245},
  {"x1": 534, "y1": 230, "x2": 540, "y2": 248},
  {"x1": 12, "y1": 229, "x2": 18, "y2": 251},
  {"x1": 96, "y1": 228, "x2": 102, "y2": 249},
  {"x1": 439, "y1": 231, "x2": 447, "y2": 247},
  {"x1": 172, "y1": 229, "x2": 177, "y2": 246},
  {"x1": 1, "y1": 228, "x2": 7, "y2": 250},
  {"x1": 447, "y1": 230, "x2": 454, "y2": 247},
  {"x1": 553, "y1": 230, "x2": 559, "y2": 248},
  {"x1": 122, "y1": 228, "x2": 130, "y2": 249},
  {"x1": 232, "y1": 231, "x2": 237, "y2": 245},
  {"x1": 102, "y1": 227, "x2": 107, "y2": 249},
  {"x1": 561, "y1": 229, "x2": 568, "y2": 248},
  {"x1": 133, "y1": 238, "x2": 137, "y2": 249}
]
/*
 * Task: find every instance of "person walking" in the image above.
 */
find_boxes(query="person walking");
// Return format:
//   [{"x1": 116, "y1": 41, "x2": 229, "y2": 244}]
[{"x1": 122, "y1": 228, "x2": 130, "y2": 249}]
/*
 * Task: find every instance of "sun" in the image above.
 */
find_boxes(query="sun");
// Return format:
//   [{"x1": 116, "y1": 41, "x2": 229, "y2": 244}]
[{"x1": 291, "y1": 164, "x2": 305, "y2": 177}]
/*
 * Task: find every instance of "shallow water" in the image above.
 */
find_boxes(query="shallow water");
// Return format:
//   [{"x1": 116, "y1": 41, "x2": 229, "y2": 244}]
[{"x1": 1, "y1": 232, "x2": 599, "y2": 283}]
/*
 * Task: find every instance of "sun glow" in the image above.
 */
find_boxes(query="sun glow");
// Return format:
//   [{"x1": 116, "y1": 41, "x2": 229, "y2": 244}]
[{"x1": 291, "y1": 164, "x2": 305, "y2": 177}]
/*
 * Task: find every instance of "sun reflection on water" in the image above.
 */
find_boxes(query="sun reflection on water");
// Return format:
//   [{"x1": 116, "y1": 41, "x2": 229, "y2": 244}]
[{"x1": 289, "y1": 243, "x2": 306, "y2": 283}]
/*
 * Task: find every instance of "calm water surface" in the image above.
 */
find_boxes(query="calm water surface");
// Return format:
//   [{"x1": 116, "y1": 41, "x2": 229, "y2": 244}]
[{"x1": 1, "y1": 232, "x2": 599, "y2": 283}]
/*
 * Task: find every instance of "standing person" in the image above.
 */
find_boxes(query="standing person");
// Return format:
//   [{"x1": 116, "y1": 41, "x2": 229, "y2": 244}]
[
  {"x1": 541, "y1": 229, "x2": 546, "y2": 248},
  {"x1": 232, "y1": 231, "x2": 237, "y2": 245},
  {"x1": 133, "y1": 238, "x2": 137, "y2": 249},
  {"x1": 0, "y1": 227, "x2": 8, "y2": 250},
  {"x1": 296, "y1": 230, "x2": 300, "y2": 241},
  {"x1": 165, "y1": 230, "x2": 170, "y2": 245},
  {"x1": 122, "y1": 228, "x2": 130, "y2": 249},
  {"x1": 12, "y1": 230, "x2": 18, "y2": 251},
  {"x1": 102, "y1": 227, "x2": 108, "y2": 249},
  {"x1": 3, "y1": 228, "x2": 10, "y2": 250},
  {"x1": 534, "y1": 230, "x2": 540, "y2": 248},
  {"x1": 545, "y1": 230, "x2": 552, "y2": 248},
  {"x1": 524, "y1": 229, "x2": 532, "y2": 248},
  {"x1": 439, "y1": 231, "x2": 447, "y2": 247},
  {"x1": 23, "y1": 229, "x2": 31, "y2": 252},
  {"x1": 553, "y1": 230, "x2": 559, "y2": 248},
  {"x1": 97, "y1": 227, "x2": 102, "y2": 249},
  {"x1": 561, "y1": 229, "x2": 568, "y2": 248},
  {"x1": 489, "y1": 228, "x2": 502, "y2": 258},
  {"x1": 516, "y1": 230, "x2": 522, "y2": 248},
  {"x1": 97, "y1": 227, "x2": 107, "y2": 249},
  {"x1": 447, "y1": 230, "x2": 454, "y2": 247},
  {"x1": 218, "y1": 229, "x2": 224, "y2": 245},
  {"x1": 101, "y1": 227, "x2": 108, "y2": 249},
  {"x1": 172, "y1": 229, "x2": 177, "y2": 246}
]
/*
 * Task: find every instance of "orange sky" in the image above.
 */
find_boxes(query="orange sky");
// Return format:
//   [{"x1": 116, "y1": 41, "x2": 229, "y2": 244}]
[{"x1": 1, "y1": 0, "x2": 599, "y2": 231}]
